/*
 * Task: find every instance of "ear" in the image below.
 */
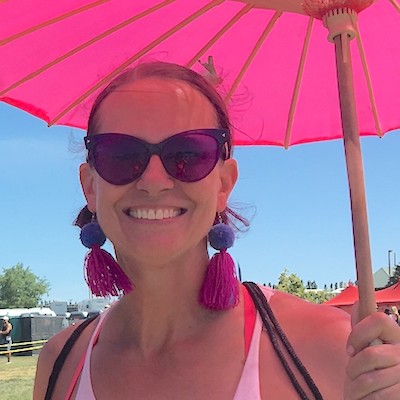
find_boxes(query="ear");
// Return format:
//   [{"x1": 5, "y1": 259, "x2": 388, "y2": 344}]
[
  {"x1": 217, "y1": 158, "x2": 238, "y2": 212},
  {"x1": 80, "y1": 163, "x2": 97, "y2": 213}
]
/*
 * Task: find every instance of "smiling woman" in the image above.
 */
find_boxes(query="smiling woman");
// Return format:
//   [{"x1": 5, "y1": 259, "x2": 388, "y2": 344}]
[{"x1": 32, "y1": 61, "x2": 400, "y2": 400}]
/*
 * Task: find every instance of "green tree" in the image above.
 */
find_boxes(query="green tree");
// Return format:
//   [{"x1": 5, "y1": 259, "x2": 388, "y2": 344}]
[
  {"x1": 0, "y1": 263, "x2": 50, "y2": 308},
  {"x1": 275, "y1": 269, "x2": 306, "y2": 297},
  {"x1": 275, "y1": 269, "x2": 334, "y2": 304},
  {"x1": 387, "y1": 264, "x2": 400, "y2": 287}
]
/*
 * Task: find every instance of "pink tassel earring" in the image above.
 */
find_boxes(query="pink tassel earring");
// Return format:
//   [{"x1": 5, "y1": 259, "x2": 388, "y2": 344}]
[
  {"x1": 199, "y1": 214, "x2": 239, "y2": 311},
  {"x1": 80, "y1": 216, "x2": 133, "y2": 297}
]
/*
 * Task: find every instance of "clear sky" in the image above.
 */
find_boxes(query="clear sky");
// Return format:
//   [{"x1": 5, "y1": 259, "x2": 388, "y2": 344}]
[{"x1": 1, "y1": 102, "x2": 399, "y2": 302}]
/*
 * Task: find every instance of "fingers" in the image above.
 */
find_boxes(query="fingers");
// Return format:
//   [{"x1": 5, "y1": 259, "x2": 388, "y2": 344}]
[
  {"x1": 345, "y1": 306, "x2": 400, "y2": 399},
  {"x1": 347, "y1": 311, "x2": 400, "y2": 357},
  {"x1": 346, "y1": 344, "x2": 400, "y2": 381},
  {"x1": 345, "y1": 363, "x2": 400, "y2": 399}
]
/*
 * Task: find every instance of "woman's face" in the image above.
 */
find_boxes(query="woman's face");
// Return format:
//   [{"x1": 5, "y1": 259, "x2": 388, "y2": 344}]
[{"x1": 80, "y1": 77, "x2": 238, "y2": 266}]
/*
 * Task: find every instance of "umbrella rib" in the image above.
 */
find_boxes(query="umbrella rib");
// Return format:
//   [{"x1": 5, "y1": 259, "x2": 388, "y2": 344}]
[
  {"x1": 0, "y1": 0, "x2": 176, "y2": 97},
  {"x1": 185, "y1": 3, "x2": 254, "y2": 68},
  {"x1": 48, "y1": 0, "x2": 224, "y2": 126},
  {"x1": 388, "y1": 0, "x2": 400, "y2": 12},
  {"x1": 353, "y1": 19, "x2": 383, "y2": 136},
  {"x1": 225, "y1": 11, "x2": 282, "y2": 103},
  {"x1": 284, "y1": 17, "x2": 314, "y2": 149},
  {"x1": 0, "y1": 0, "x2": 110, "y2": 46}
]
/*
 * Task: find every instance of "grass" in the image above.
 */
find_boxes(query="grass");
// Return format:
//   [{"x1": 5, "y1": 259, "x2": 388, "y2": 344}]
[{"x1": 0, "y1": 355, "x2": 38, "y2": 400}]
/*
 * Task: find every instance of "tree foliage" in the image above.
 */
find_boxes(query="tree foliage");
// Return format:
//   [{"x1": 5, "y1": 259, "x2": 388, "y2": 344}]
[
  {"x1": 0, "y1": 263, "x2": 50, "y2": 308},
  {"x1": 387, "y1": 264, "x2": 400, "y2": 287},
  {"x1": 274, "y1": 269, "x2": 334, "y2": 304}
]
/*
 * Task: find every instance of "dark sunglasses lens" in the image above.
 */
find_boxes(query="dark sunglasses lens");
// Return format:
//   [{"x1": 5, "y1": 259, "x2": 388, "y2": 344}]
[
  {"x1": 91, "y1": 136, "x2": 149, "y2": 185},
  {"x1": 162, "y1": 134, "x2": 219, "y2": 182}
]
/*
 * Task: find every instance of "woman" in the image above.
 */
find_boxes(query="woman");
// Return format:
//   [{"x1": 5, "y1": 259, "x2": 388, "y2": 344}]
[{"x1": 33, "y1": 62, "x2": 400, "y2": 399}]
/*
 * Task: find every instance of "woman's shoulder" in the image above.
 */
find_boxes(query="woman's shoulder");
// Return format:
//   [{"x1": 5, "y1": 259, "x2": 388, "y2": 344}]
[
  {"x1": 260, "y1": 289, "x2": 351, "y2": 398},
  {"x1": 33, "y1": 318, "x2": 99, "y2": 400},
  {"x1": 269, "y1": 289, "x2": 351, "y2": 336}
]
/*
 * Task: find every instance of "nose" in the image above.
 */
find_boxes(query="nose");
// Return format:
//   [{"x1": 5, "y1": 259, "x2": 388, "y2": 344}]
[{"x1": 135, "y1": 155, "x2": 174, "y2": 195}]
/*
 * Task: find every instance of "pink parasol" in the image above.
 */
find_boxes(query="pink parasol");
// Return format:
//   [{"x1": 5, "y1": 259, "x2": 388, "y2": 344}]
[{"x1": 1, "y1": 0, "x2": 399, "y2": 318}]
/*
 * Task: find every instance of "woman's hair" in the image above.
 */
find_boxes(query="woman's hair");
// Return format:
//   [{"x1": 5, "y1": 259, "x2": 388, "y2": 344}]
[{"x1": 75, "y1": 61, "x2": 249, "y2": 231}]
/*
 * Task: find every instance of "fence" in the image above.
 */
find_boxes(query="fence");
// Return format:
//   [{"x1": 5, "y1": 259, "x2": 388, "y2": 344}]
[
  {"x1": 0, "y1": 339, "x2": 47, "y2": 355},
  {"x1": 1, "y1": 315, "x2": 68, "y2": 356}
]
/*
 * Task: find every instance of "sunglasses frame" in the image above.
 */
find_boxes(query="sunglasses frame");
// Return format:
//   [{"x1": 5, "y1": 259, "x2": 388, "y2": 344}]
[{"x1": 84, "y1": 128, "x2": 231, "y2": 185}]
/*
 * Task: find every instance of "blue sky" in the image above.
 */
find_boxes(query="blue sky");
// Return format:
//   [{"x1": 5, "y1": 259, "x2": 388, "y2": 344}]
[{"x1": 1, "y1": 102, "x2": 399, "y2": 302}]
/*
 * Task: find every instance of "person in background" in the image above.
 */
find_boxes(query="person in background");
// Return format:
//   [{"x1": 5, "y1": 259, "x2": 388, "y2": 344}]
[
  {"x1": 391, "y1": 306, "x2": 400, "y2": 325},
  {"x1": 0, "y1": 316, "x2": 12, "y2": 363},
  {"x1": 33, "y1": 61, "x2": 400, "y2": 400}
]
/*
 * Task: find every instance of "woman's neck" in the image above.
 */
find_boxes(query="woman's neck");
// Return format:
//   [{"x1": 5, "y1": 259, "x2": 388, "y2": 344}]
[{"x1": 107, "y1": 248, "x2": 216, "y2": 355}]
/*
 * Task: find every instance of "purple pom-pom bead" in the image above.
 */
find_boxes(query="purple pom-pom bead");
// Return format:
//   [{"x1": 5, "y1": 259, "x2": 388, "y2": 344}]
[
  {"x1": 208, "y1": 222, "x2": 235, "y2": 250},
  {"x1": 80, "y1": 222, "x2": 106, "y2": 248}
]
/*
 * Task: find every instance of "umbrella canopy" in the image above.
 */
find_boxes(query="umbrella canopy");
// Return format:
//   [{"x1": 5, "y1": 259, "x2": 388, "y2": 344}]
[
  {"x1": 1, "y1": 0, "x2": 399, "y2": 317},
  {"x1": 0, "y1": 0, "x2": 399, "y2": 140}
]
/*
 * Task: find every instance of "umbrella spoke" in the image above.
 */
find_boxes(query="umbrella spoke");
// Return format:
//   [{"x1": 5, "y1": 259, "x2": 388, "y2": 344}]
[
  {"x1": 388, "y1": 0, "x2": 400, "y2": 13},
  {"x1": 225, "y1": 10, "x2": 282, "y2": 102},
  {"x1": 353, "y1": 18, "x2": 382, "y2": 136},
  {"x1": 0, "y1": 0, "x2": 176, "y2": 98},
  {"x1": 285, "y1": 17, "x2": 314, "y2": 148},
  {"x1": 0, "y1": 0, "x2": 110, "y2": 46},
  {"x1": 186, "y1": 3, "x2": 254, "y2": 68},
  {"x1": 48, "y1": 0, "x2": 225, "y2": 126}
]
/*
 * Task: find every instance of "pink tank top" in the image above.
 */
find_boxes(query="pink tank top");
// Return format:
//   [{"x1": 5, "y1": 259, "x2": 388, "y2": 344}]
[{"x1": 69, "y1": 286, "x2": 274, "y2": 400}]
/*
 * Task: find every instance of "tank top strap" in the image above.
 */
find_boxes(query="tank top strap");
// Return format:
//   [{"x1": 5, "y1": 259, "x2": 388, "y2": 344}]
[{"x1": 65, "y1": 309, "x2": 110, "y2": 400}]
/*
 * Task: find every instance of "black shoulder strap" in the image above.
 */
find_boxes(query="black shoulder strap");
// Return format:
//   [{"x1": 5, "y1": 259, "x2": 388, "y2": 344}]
[
  {"x1": 243, "y1": 282, "x2": 323, "y2": 400},
  {"x1": 44, "y1": 315, "x2": 98, "y2": 400}
]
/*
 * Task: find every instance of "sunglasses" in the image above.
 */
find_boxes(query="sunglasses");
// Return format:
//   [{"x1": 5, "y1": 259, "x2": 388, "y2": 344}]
[{"x1": 84, "y1": 129, "x2": 230, "y2": 185}]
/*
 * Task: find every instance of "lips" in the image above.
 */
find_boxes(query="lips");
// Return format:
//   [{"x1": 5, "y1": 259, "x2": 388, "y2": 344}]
[{"x1": 126, "y1": 208, "x2": 185, "y2": 220}]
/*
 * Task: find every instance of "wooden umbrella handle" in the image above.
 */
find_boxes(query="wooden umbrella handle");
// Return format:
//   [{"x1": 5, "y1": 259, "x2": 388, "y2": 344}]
[{"x1": 334, "y1": 33, "x2": 377, "y2": 320}]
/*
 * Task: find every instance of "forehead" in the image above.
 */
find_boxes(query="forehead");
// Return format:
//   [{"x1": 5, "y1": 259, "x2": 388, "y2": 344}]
[{"x1": 96, "y1": 78, "x2": 218, "y2": 139}]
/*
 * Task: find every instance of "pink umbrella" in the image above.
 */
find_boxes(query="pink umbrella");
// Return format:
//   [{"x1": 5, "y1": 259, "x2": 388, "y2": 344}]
[{"x1": 1, "y1": 0, "x2": 399, "y2": 318}]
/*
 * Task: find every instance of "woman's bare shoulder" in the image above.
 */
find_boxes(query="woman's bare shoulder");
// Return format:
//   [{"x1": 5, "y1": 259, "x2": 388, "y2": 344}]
[
  {"x1": 269, "y1": 291, "x2": 350, "y2": 357},
  {"x1": 270, "y1": 289, "x2": 350, "y2": 324},
  {"x1": 263, "y1": 290, "x2": 351, "y2": 398},
  {"x1": 33, "y1": 320, "x2": 97, "y2": 400}
]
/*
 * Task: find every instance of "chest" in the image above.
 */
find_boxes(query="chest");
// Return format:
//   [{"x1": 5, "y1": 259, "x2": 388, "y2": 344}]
[{"x1": 88, "y1": 336, "x2": 246, "y2": 400}]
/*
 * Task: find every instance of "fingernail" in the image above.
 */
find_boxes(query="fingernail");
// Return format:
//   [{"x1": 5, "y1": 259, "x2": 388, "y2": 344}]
[{"x1": 347, "y1": 345, "x2": 355, "y2": 357}]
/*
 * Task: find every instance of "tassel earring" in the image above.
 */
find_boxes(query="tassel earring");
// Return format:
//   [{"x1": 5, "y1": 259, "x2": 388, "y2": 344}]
[
  {"x1": 80, "y1": 216, "x2": 133, "y2": 297},
  {"x1": 199, "y1": 214, "x2": 239, "y2": 311}
]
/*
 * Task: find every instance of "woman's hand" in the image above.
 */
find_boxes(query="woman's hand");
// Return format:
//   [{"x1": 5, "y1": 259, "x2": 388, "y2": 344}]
[{"x1": 344, "y1": 304, "x2": 400, "y2": 399}]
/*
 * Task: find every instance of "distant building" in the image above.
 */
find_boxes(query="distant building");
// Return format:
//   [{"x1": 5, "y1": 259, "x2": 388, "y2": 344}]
[
  {"x1": 49, "y1": 301, "x2": 68, "y2": 316},
  {"x1": 374, "y1": 267, "x2": 390, "y2": 289},
  {"x1": 78, "y1": 298, "x2": 111, "y2": 312}
]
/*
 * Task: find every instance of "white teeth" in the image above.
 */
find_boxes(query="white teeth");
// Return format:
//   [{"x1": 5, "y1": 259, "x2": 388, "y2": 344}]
[
  {"x1": 156, "y1": 210, "x2": 164, "y2": 219},
  {"x1": 128, "y1": 208, "x2": 181, "y2": 220}
]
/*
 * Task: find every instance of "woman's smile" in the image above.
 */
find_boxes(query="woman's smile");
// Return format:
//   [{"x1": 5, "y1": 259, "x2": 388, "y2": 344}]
[{"x1": 125, "y1": 207, "x2": 186, "y2": 220}]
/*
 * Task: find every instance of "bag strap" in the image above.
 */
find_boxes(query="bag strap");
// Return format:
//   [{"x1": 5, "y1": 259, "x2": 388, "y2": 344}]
[
  {"x1": 243, "y1": 282, "x2": 323, "y2": 400},
  {"x1": 44, "y1": 315, "x2": 98, "y2": 400}
]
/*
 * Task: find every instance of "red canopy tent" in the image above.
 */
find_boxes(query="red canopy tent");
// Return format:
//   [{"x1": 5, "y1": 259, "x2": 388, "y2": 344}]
[
  {"x1": 324, "y1": 283, "x2": 400, "y2": 313},
  {"x1": 375, "y1": 283, "x2": 400, "y2": 304},
  {"x1": 324, "y1": 285, "x2": 359, "y2": 307}
]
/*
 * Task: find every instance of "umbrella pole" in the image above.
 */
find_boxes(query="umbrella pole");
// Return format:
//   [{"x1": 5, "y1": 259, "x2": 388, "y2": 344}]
[{"x1": 333, "y1": 34, "x2": 376, "y2": 320}]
